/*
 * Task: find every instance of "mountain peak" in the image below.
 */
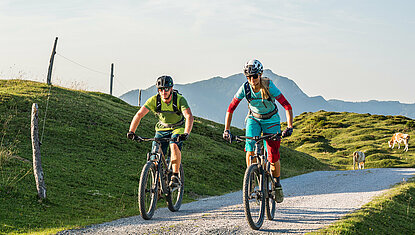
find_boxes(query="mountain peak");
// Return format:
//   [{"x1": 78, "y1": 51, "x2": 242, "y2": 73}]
[{"x1": 120, "y1": 71, "x2": 415, "y2": 128}]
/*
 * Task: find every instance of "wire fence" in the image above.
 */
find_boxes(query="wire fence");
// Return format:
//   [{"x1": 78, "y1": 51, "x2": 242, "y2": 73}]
[{"x1": 52, "y1": 52, "x2": 121, "y2": 94}]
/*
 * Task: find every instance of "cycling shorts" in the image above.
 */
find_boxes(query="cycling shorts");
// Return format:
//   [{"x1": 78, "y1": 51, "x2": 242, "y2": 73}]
[
  {"x1": 245, "y1": 114, "x2": 281, "y2": 163},
  {"x1": 152, "y1": 128, "x2": 184, "y2": 156}
]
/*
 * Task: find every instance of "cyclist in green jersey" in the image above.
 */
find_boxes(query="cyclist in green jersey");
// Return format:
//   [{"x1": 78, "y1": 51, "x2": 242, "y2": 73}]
[{"x1": 127, "y1": 75, "x2": 194, "y2": 187}]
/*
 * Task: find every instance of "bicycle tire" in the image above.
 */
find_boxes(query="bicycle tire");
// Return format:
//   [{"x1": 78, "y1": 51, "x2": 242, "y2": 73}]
[
  {"x1": 243, "y1": 164, "x2": 265, "y2": 230},
  {"x1": 166, "y1": 164, "x2": 184, "y2": 212},
  {"x1": 138, "y1": 161, "x2": 158, "y2": 220},
  {"x1": 265, "y1": 174, "x2": 276, "y2": 220}
]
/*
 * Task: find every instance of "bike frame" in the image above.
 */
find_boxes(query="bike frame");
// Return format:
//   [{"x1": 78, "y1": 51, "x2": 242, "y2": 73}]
[
  {"x1": 235, "y1": 133, "x2": 282, "y2": 229},
  {"x1": 236, "y1": 134, "x2": 281, "y2": 184},
  {"x1": 142, "y1": 137, "x2": 175, "y2": 196}
]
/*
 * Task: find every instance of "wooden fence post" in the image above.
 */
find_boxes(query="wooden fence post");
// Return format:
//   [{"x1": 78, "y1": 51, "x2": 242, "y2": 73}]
[
  {"x1": 138, "y1": 89, "x2": 141, "y2": 107},
  {"x1": 46, "y1": 37, "x2": 58, "y2": 85},
  {"x1": 31, "y1": 103, "x2": 47, "y2": 199},
  {"x1": 110, "y1": 63, "x2": 114, "y2": 95}
]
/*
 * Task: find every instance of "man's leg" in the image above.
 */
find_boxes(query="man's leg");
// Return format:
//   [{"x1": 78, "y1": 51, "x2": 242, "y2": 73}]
[
  {"x1": 169, "y1": 129, "x2": 184, "y2": 187},
  {"x1": 170, "y1": 143, "x2": 181, "y2": 174}
]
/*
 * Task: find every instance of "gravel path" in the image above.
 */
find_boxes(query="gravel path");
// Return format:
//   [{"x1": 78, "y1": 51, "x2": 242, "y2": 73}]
[{"x1": 59, "y1": 168, "x2": 415, "y2": 235}]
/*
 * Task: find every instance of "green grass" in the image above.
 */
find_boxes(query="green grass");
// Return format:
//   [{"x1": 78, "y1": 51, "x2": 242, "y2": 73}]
[
  {"x1": 0, "y1": 79, "x2": 329, "y2": 234},
  {"x1": 285, "y1": 111, "x2": 415, "y2": 234},
  {"x1": 313, "y1": 178, "x2": 415, "y2": 234},
  {"x1": 284, "y1": 110, "x2": 415, "y2": 170}
]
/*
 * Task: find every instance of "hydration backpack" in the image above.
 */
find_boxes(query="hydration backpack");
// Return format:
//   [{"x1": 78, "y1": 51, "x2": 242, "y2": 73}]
[
  {"x1": 244, "y1": 78, "x2": 278, "y2": 119},
  {"x1": 155, "y1": 89, "x2": 182, "y2": 116}
]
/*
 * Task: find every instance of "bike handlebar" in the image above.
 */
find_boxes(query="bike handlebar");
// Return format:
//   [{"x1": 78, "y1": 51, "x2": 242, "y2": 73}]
[
  {"x1": 133, "y1": 136, "x2": 183, "y2": 143},
  {"x1": 232, "y1": 133, "x2": 282, "y2": 143}
]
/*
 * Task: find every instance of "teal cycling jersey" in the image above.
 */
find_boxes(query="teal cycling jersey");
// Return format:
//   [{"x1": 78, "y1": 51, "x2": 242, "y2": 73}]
[{"x1": 234, "y1": 80, "x2": 282, "y2": 115}]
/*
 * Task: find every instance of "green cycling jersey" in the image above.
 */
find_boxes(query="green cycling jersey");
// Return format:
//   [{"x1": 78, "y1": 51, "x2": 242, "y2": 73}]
[{"x1": 144, "y1": 93, "x2": 189, "y2": 131}]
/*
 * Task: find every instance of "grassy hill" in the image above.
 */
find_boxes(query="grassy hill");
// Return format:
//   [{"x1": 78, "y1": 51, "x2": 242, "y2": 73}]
[
  {"x1": 284, "y1": 111, "x2": 415, "y2": 234},
  {"x1": 0, "y1": 80, "x2": 329, "y2": 234},
  {"x1": 315, "y1": 177, "x2": 415, "y2": 234},
  {"x1": 284, "y1": 110, "x2": 415, "y2": 170}
]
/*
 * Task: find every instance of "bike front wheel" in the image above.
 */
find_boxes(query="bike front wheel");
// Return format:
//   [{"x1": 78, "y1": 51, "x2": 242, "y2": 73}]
[
  {"x1": 166, "y1": 164, "x2": 184, "y2": 212},
  {"x1": 243, "y1": 164, "x2": 265, "y2": 230},
  {"x1": 138, "y1": 161, "x2": 158, "y2": 220},
  {"x1": 265, "y1": 173, "x2": 276, "y2": 220}
]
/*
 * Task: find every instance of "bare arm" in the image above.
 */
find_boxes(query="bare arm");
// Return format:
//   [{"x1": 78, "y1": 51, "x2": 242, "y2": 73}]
[
  {"x1": 224, "y1": 97, "x2": 241, "y2": 131},
  {"x1": 275, "y1": 94, "x2": 293, "y2": 129},
  {"x1": 286, "y1": 109, "x2": 293, "y2": 128},
  {"x1": 224, "y1": 112, "x2": 233, "y2": 131},
  {"x1": 129, "y1": 106, "x2": 150, "y2": 133},
  {"x1": 182, "y1": 107, "x2": 194, "y2": 134}
]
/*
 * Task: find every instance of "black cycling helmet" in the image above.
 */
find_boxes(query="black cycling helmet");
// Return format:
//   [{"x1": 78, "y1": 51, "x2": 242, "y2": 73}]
[
  {"x1": 243, "y1": 59, "x2": 263, "y2": 76},
  {"x1": 156, "y1": 75, "x2": 174, "y2": 88}
]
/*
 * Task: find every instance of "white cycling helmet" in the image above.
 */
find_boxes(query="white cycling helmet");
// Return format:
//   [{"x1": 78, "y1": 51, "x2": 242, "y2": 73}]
[{"x1": 243, "y1": 59, "x2": 263, "y2": 76}]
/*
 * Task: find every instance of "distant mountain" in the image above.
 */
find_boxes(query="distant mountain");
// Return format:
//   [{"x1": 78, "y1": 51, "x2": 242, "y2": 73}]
[{"x1": 120, "y1": 70, "x2": 415, "y2": 128}]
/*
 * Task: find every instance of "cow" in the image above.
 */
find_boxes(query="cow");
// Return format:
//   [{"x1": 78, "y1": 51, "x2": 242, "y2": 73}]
[
  {"x1": 353, "y1": 151, "x2": 365, "y2": 170},
  {"x1": 388, "y1": 133, "x2": 410, "y2": 152}
]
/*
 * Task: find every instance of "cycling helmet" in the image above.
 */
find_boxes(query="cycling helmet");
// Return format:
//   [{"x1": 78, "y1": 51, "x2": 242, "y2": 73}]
[
  {"x1": 156, "y1": 75, "x2": 174, "y2": 88},
  {"x1": 243, "y1": 59, "x2": 263, "y2": 76}
]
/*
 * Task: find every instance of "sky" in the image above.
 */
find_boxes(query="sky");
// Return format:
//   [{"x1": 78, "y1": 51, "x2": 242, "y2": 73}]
[{"x1": 1, "y1": 0, "x2": 414, "y2": 103}]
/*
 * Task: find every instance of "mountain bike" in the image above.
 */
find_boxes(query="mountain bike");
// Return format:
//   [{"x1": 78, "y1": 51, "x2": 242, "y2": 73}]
[
  {"x1": 233, "y1": 133, "x2": 281, "y2": 230},
  {"x1": 133, "y1": 136, "x2": 184, "y2": 220}
]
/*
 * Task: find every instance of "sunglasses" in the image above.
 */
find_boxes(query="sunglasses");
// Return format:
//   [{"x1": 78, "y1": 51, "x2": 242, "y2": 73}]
[
  {"x1": 158, "y1": 87, "x2": 171, "y2": 92},
  {"x1": 247, "y1": 74, "x2": 259, "y2": 79}
]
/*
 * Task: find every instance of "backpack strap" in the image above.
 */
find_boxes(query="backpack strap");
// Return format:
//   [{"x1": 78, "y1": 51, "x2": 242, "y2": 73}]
[
  {"x1": 245, "y1": 78, "x2": 279, "y2": 119},
  {"x1": 155, "y1": 90, "x2": 182, "y2": 116},
  {"x1": 244, "y1": 79, "x2": 273, "y2": 103},
  {"x1": 244, "y1": 81, "x2": 252, "y2": 103},
  {"x1": 156, "y1": 94, "x2": 162, "y2": 113},
  {"x1": 172, "y1": 91, "x2": 181, "y2": 115}
]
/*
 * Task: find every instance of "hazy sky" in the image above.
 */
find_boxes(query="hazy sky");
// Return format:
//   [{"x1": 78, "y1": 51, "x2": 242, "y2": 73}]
[{"x1": 1, "y1": 0, "x2": 414, "y2": 102}]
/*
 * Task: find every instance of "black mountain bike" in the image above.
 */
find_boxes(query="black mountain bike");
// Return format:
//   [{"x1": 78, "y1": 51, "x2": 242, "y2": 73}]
[
  {"x1": 233, "y1": 133, "x2": 282, "y2": 230},
  {"x1": 134, "y1": 136, "x2": 185, "y2": 220}
]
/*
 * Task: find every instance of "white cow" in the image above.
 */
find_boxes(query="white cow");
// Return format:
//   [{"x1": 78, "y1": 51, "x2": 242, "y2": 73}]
[
  {"x1": 353, "y1": 151, "x2": 365, "y2": 170},
  {"x1": 388, "y1": 133, "x2": 410, "y2": 152}
]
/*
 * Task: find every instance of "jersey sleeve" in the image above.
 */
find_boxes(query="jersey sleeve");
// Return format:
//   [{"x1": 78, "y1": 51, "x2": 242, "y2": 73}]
[
  {"x1": 179, "y1": 95, "x2": 190, "y2": 111},
  {"x1": 143, "y1": 95, "x2": 157, "y2": 112},
  {"x1": 234, "y1": 84, "x2": 246, "y2": 100},
  {"x1": 268, "y1": 80, "x2": 282, "y2": 98}
]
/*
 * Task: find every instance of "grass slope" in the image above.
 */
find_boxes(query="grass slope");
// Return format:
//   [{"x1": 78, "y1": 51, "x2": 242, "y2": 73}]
[
  {"x1": 314, "y1": 177, "x2": 415, "y2": 234},
  {"x1": 286, "y1": 111, "x2": 415, "y2": 234},
  {"x1": 0, "y1": 80, "x2": 328, "y2": 234},
  {"x1": 285, "y1": 110, "x2": 415, "y2": 170}
]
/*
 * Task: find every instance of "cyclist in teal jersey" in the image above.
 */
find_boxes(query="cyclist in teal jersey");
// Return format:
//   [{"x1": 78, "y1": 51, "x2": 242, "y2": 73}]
[
  {"x1": 127, "y1": 75, "x2": 194, "y2": 187},
  {"x1": 223, "y1": 59, "x2": 293, "y2": 203}
]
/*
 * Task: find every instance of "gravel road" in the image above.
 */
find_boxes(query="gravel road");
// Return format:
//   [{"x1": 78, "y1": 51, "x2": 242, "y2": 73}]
[{"x1": 59, "y1": 168, "x2": 415, "y2": 235}]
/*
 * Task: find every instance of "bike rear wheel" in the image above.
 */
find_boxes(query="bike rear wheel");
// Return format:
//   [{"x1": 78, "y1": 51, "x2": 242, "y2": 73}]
[
  {"x1": 166, "y1": 164, "x2": 184, "y2": 212},
  {"x1": 243, "y1": 164, "x2": 265, "y2": 230},
  {"x1": 265, "y1": 174, "x2": 276, "y2": 220},
  {"x1": 138, "y1": 161, "x2": 158, "y2": 220}
]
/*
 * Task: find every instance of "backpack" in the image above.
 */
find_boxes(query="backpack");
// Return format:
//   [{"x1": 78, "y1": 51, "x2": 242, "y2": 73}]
[
  {"x1": 244, "y1": 77, "x2": 278, "y2": 119},
  {"x1": 155, "y1": 89, "x2": 182, "y2": 116},
  {"x1": 244, "y1": 77, "x2": 273, "y2": 103}
]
